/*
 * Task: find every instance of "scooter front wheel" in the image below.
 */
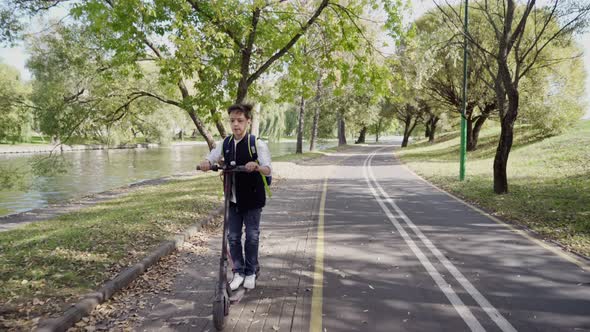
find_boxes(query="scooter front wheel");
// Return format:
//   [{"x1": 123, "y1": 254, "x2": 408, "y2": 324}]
[{"x1": 212, "y1": 294, "x2": 228, "y2": 331}]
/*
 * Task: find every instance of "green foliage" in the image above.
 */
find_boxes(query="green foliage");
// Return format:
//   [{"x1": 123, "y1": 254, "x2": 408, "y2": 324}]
[
  {"x1": 30, "y1": 154, "x2": 69, "y2": 177},
  {"x1": 27, "y1": 23, "x2": 176, "y2": 144},
  {"x1": 0, "y1": 63, "x2": 31, "y2": 143},
  {"x1": 519, "y1": 44, "x2": 587, "y2": 135},
  {"x1": 415, "y1": 3, "x2": 587, "y2": 141},
  {"x1": 5, "y1": 0, "x2": 406, "y2": 144},
  {"x1": 0, "y1": 164, "x2": 29, "y2": 191}
]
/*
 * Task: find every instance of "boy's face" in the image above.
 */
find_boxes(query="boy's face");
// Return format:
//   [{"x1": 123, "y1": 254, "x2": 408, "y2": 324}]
[{"x1": 229, "y1": 111, "x2": 250, "y2": 139}]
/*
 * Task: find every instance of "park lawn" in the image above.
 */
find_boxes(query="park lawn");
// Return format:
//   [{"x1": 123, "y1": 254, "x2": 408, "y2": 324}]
[
  {"x1": 273, "y1": 145, "x2": 346, "y2": 162},
  {"x1": 397, "y1": 120, "x2": 590, "y2": 257},
  {"x1": 274, "y1": 151, "x2": 326, "y2": 162},
  {"x1": 0, "y1": 175, "x2": 223, "y2": 328}
]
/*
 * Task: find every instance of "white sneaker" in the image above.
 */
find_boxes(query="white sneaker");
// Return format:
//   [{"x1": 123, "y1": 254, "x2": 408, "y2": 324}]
[
  {"x1": 243, "y1": 274, "x2": 256, "y2": 289},
  {"x1": 230, "y1": 274, "x2": 244, "y2": 291}
]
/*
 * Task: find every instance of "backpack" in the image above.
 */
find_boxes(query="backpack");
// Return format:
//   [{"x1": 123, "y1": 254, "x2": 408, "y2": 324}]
[{"x1": 223, "y1": 134, "x2": 272, "y2": 197}]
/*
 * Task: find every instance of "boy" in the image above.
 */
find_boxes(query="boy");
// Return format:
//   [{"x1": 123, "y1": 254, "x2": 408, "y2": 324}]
[{"x1": 198, "y1": 103, "x2": 272, "y2": 290}]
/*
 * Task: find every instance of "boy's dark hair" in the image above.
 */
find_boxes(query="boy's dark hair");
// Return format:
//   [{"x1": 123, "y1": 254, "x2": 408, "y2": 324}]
[{"x1": 227, "y1": 103, "x2": 253, "y2": 120}]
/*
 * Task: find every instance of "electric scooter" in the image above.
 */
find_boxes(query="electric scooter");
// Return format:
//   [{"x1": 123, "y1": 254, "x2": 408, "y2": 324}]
[{"x1": 197, "y1": 161, "x2": 257, "y2": 331}]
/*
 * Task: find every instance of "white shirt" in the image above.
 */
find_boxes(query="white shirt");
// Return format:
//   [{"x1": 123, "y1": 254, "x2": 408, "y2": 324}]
[{"x1": 205, "y1": 135, "x2": 272, "y2": 203}]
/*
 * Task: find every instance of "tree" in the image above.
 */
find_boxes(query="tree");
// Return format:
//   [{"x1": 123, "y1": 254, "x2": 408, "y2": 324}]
[
  {"x1": 371, "y1": 101, "x2": 398, "y2": 143},
  {"x1": 415, "y1": 9, "x2": 496, "y2": 150},
  {"x1": 518, "y1": 42, "x2": 587, "y2": 135},
  {"x1": 437, "y1": 0, "x2": 590, "y2": 193},
  {"x1": 5, "y1": 0, "x2": 375, "y2": 150},
  {"x1": 276, "y1": 1, "x2": 394, "y2": 152},
  {"x1": 384, "y1": 28, "x2": 435, "y2": 148},
  {"x1": 27, "y1": 23, "x2": 179, "y2": 145},
  {"x1": 0, "y1": 63, "x2": 31, "y2": 142}
]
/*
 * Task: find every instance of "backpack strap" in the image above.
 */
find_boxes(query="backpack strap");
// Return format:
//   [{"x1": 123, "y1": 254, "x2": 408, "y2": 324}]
[
  {"x1": 249, "y1": 134, "x2": 272, "y2": 198},
  {"x1": 222, "y1": 134, "x2": 234, "y2": 165},
  {"x1": 247, "y1": 134, "x2": 258, "y2": 160}
]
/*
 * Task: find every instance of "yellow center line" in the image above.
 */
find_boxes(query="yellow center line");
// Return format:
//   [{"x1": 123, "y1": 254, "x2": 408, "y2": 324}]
[{"x1": 310, "y1": 176, "x2": 328, "y2": 332}]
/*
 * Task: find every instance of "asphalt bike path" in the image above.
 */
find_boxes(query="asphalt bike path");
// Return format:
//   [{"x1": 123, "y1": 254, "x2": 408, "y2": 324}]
[
  {"x1": 367, "y1": 145, "x2": 589, "y2": 331},
  {"x1": 93, "y1": 143, "x2": 588, "y2": 331},
  {"x1": 317, "y1": 143, "x2": 589, "y2": 332}
]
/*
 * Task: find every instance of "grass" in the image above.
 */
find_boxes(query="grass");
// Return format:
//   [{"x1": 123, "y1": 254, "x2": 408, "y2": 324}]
[
  {"x1": 397, "y1": 120, "x2": 590, "y2": 257},
  {"x1": 273, "y1": 145, "x2": 347, "y2": 162},
  {"x1": 0, "y1": 136, "x2": 50, "y2": 145},
  {"x1": 0, "y1": 175, "x2": 222, "y2": 326}
]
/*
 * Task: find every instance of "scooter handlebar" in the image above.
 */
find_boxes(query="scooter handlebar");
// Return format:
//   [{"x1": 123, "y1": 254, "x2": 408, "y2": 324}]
[{"x1": 196, "y1": 164, "x2": 248, "y2": 172}]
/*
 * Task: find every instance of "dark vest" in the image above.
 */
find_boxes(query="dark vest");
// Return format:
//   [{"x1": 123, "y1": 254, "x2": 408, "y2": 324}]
[{"x1": 223, "y1": 135, "x2": 266, "y2": 210}]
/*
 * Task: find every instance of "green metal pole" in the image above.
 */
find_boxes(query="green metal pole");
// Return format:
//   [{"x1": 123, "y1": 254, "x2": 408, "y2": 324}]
[{"x1": 459, "y1": 0, "x2": 469, "y2": 181}]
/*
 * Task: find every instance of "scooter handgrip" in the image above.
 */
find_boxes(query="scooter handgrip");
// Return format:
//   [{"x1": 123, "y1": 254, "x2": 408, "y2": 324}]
[{"x1": 196, "y1": 164, "x2": 221, "y2": 171}]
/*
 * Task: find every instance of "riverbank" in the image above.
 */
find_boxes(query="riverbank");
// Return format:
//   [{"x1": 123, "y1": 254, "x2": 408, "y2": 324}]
[
  {"x1": 0, "y1": 138, "x2": 341, "y2": 155},
  {"x1": 0, "y1": 142, "x2": 195, "y2": 155},
  {"x1": 396, "y1": 120, "x2": 590, "y2": 258},
  {"x1": 0, "y1": 147, "x2": 346, "y2": 331}
]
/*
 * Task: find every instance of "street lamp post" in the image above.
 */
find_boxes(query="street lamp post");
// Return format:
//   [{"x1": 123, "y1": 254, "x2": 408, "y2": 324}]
[{"x1": 459, "y1": 0, "x2": 469, "y2": 181}]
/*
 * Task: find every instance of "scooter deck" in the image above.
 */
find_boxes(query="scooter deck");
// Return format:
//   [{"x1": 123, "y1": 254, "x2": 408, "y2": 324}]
[
  {"x1": 229, "y1": 287, "x2": 247, "y2": 304},
  {"x1": 227, "y1": 270, "x2": 260, "y2": 304}
]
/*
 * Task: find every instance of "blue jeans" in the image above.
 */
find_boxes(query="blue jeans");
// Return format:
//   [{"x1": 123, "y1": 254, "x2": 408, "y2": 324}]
[{"x1": 228, "y1": 204, "x2": 262, "y2": 276}]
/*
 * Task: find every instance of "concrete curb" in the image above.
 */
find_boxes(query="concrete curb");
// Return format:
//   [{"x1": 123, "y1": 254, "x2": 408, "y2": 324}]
[{"x1": 35, "y1": 205, "x2": 224, "y2": 332}]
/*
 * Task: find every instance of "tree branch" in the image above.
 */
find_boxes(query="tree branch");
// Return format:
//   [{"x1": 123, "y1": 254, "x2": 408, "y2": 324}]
[
  {"x1": 128, "y1": 91, "x2": 182, "y2": 108},
  {"x1": 185, "y1": 0, "x2": 244, "y2": 49},
  {"x1": 246, "y1": 0, "x2": 329, "y2": 86},
  {"x1": 519, "y1": 8, "x2": 589, "y2": 79}
]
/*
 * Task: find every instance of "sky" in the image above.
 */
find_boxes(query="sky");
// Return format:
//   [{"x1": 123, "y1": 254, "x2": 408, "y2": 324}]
[{"x1": 0, "y1": 0, "x2": 589, "y2": 118}]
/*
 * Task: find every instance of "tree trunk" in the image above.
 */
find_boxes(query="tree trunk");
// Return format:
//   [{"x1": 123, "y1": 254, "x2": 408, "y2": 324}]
[
  {"x1": 251, "y1": 103, "x2": 261, "y2": 137},
  {"x1": 425, "y1": 114, "x2": 439, "y2": 143},
  {"x1": 210, "y1": 109, "x2": 227, "y2": 138},
  {"x1": 493, "y1": 61, "x2": 519, "y2": 193},
  {"x1": 401, "y1": 114, "x2": 418, "y2": 148},
  {"x1": 425, "y1": 126, "x2": 430, "y2": 139},
  {"x1": 375, "y1": 118, "x2": 382, "y2": 143},
  {"x1": 296, "y1": 96, "x2": 305, "y2": 154},
  {"x1": 355, "y1": 126, "x2": 367, "y2": 144},
  {"x1": 468, "y1": 114, "x2": 488, "y2": 151},
  {"x1": 177, "y1": 80, "x2": 216, "y2": 149},
  {"x1": 466, "y1": 115, "x2": 474, "y2": 150},
  {"x1": 399, "y1": 103, "x2": 422, "y2": 148},
  {"x1": 310, "y1": 106, "x2": 320, "y2": 151},
  {"x1": 338, "y1": 112, "x2": 347, "y2": 146},
  {"x1": 493, "y1": 111, "x2": 516, "y2": 194},
  {"x1": 493, "y1": 52, "x2": 519, "y2": 194},
  {"x1": 188, "y1": 109, "x2": 216, "y2": 150},
  {"x1": 401, "y1": 134, "x2": 409, "y2": 147},
  {"x1": 309, "y1": 77, "x2": 322, "y2": 151},
  {"x1": 428, "y1": 117, "x2": 439, "y2": 143}
]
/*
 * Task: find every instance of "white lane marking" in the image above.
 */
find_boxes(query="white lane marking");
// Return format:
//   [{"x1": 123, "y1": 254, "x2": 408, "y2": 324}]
[
  {"x1": 367, "y1": 150, "x2": 517, "y2": 332},
  {"x1": 362, "y1": 152, "x2": 486, "y2": 332},
  {"x1": 396, "y1": 151, "x2": 588, "y2": 271}
]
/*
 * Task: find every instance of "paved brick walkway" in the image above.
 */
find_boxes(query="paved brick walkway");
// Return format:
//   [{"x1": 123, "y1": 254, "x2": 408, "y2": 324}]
[{"x1": 133, "y1": 176, "x2": 326, "y2": 332}]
